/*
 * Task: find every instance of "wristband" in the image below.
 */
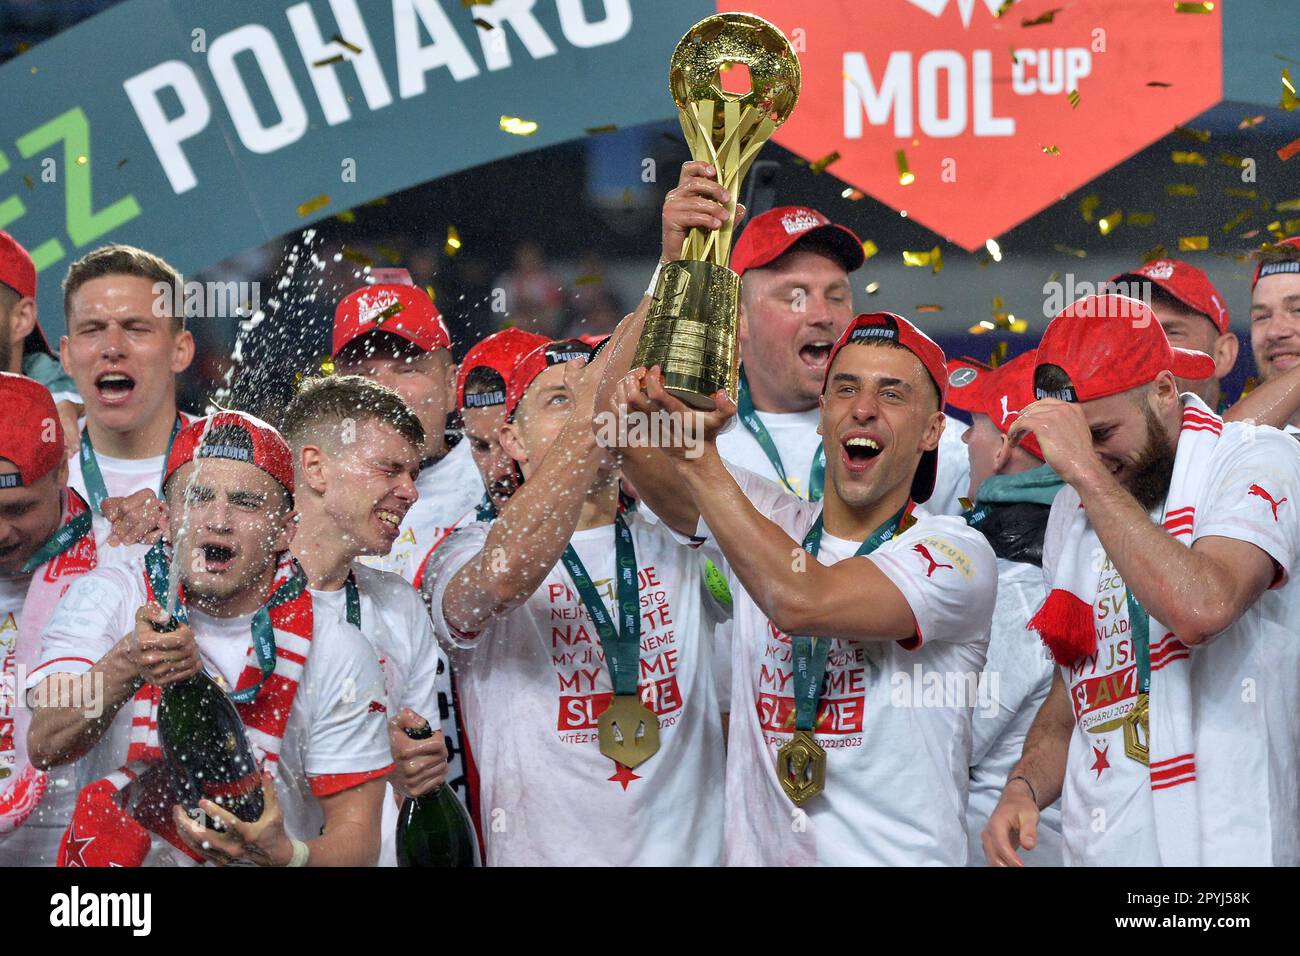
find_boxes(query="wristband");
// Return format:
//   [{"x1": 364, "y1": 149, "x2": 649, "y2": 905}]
[
  {"x1": 644, "y1": 261, "x2": 664, "y2": 298},
  {"x1": 287, "y1": 838, "x2": 310, "y2": 868},
  {"x1": 1008, "y1": 774, "x2": 1038, "y2": 807}
]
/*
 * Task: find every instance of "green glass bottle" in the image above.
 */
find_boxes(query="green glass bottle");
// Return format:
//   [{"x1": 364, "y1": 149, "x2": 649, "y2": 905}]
[{"x1": 395, "y1": 723, "x2": 476, "y2": 867}]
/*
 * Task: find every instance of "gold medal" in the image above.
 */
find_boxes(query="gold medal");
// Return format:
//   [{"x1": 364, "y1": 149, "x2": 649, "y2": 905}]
[
  {"x1": 598, "y1": 695, "x2": 660, "y2": 769},
  {"x1": 1123, "y1": 692, "x2": 1149, "y2": 765},
  {"x1": 776, "y1": 730, "x2": 827, "y2": 806}
]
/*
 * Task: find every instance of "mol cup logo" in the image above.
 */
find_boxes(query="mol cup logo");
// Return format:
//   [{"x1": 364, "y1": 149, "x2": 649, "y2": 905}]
[{"x1": 739, "y1": 1, "x2": 1222, "y2": 250}]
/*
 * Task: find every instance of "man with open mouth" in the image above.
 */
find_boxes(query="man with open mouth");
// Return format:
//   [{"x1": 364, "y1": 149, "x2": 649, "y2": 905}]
[
  {"x1": 605, "y1": 312, "x2": 998, "y2": 865},
  {"x1": 57, "y1": 244, "x2": 196, "y2": 567},
  {"x1": 28, "y1": 412, "x2": 393, "y2": 867}
]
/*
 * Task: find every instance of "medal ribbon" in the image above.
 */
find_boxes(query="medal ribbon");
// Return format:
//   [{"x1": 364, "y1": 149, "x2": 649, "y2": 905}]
[
  {"x1": 80, "y1": 415, "x2": 184, "y2": 513},
  {"x1": 20, "y1": 504, "x2": 92, "y2": 573},
  {"x1": 143, "y1": 542, "x2": 303, "y2": 703},
  {"x1": 1126, "y1": 587, "x2": 1151, "y2": 696},
  {"x1": 475, "y1": 493, "x2": 497, "y2": 523},
  {"x1": 790, "y1": 502, "x2": 911, "y2": 733},
  {"x1": 737, "y1": 367, "x2": 825, "y2": 502},
  {"x1": 344, "y1": 572, "x2": 361, "y2": 628},
  {"x1": 559, "y1": 514, "x2": 640, "y2": 696}
]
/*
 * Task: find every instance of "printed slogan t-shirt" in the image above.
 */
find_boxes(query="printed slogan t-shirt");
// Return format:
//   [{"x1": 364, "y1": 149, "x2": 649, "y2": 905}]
[{"x1": 424, "y1": 512, "x2": 725, "y2": 866}]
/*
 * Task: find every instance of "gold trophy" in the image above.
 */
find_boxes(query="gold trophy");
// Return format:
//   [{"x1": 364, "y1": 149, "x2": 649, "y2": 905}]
[{"x1": 633, "y1": 13, "x2": 801, "y2": 409}]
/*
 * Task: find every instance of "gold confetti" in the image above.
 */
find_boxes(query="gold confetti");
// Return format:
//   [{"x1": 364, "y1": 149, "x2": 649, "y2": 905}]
[
  {"x1": 1041, "y1": 144, "x2": 1061, "y2": 155},
  {"x1": 902, "y1": 246, "x2": 942, "y2": 274},
  {"x1": 319, "y1": 356, "x2": 335, "y2": 377},
  {"x1": 994, "y1": 0, "x2": 1016, "y2": 16},
  {"x1": 444, "y1": 225, "x2": 462, "y2": 257},
  {"x1": 473, "y1": 17, "x2": 494, "y2": 30},
  {"x1": 335, "y1": 210, "x2": 356, "y2": 223},
  {"x1": 1283, "y1": 69, "x2": 1299, "y2": 111},
  {"x1": 364, "y1": 196, "x2": 389, "y2": 207},
  {"x1": 15, "y1": 41, "x2": 29, "y2": 53},
  {"x1": 1053, "y1": 244, "x2": 1087, "y2": 258},
  {"x1": 1214, "y1": 153, "x2": 1243, "y2": 169},
  {"x1": 810, "y1": 151, "x2": 841, "y2": 174},
  {"x1": 1010, "y1": 47, "x2": 1021, "y2": 67},
  {"x1": 1226, "y1": 188, "x2": 1258, "y2": 200},
  {"x1": 377, "y1": 244, "x2": 402, "y2": 264},
  {"x1": 1239, "y1": 115, "x2": 1266, "y2": 129},
  {"x1": 1240, "y1": 375, "x2": 1259, "y2": 397},
  {"x1": 312, "y1": 53, "x2": 346, "y2": 68},
  {"x1": 986, "y1": 238, "x2": 1003, "y2": 262},
  {"x1": 426, "y1": 285, "x2": 437, "y2": 303},
  {"x1": 1174, "y1": 2, "x2": 1214, "y2": 11},
  {"x1": 331, "y1": 33, "x2": 363, "y2": 54},
  {"x1": 861, "y1": 240, "x2": 879, "y2": 260},
  {"x1": 584, "y1": 124, "x2": 618, "y2": 135},
  {"x1": 1275, "y1": 198, "x2": 1300, "y2": 212},
  {"x1": 1146, "y1": 81, "x2": 1172, "y2": 87},
  {"x1": 841, "y1": 187, "x2": 865, "y2": 200},
  {"x1": 1267, "y1": 220, "x2": 1286, "y2": 240},
  {"x1": 575, "y1": 274, "x2": 603, "y2": 286},
  {"x1": 116, "y1": 158, "x2": 128, "y2": 169},
  {"x1": 297, "y1": 194, "x2": 330, "y2": 217},
  {"x1": 864, "y1": 281, "x2": 881, "y2": 295},
  {"x1": 1142, "y1": 244, "x2": 1169, "y2": 263},
  {"x1": 622, "y1": 188, "x2": 633, "y2": 206},
  {"x1": 1171, "y1": 150, "x2": 1207, "y2": 166},
  {"x1": 1022, "y1": 8, "x2": 1063, "y2": 26},
  {"x1": 916, "y1": 304, "x2": 944, "y2": 313},
  {"x1": 22, "y1": 175, "x2": 33, "y2": 191},
  {"x1": 373, "y1": 301, "x2": 405, "y2": 325},
  {"x1": 1174, "y1": 125, "x2": 1211, "y2": 142},
  {"x1": 1286, "y1": 218, "x2": 1300, "y2": 234},
  {"x1": 969, "y1": 321, "x2": 995, "y2": 335},
  {"x1": 895, "y1": 149, "x2": 915, "y2": 186},
  {"x1": 1079, "y1": 193, "x2": 1100, "y2": 223},
  {"x1": 1098, "y1": 210, "x2": 1123, "y2": 235},
  {"x1": 990, "y1": 341, "x2": 1009, "y2": 367},
  {"x1": 1178, "y1": 235, "x2": 1209, "y2": 251},
  {"x1": 1278, "y1": 137, "x2": 1300, "y2": 162},
  {"x1": 341, "y1": 247, "x2": 374, "y2": 268},
  {"x1": 75, "y1": 155, "x2": 87, "y2": 166},
  {"x1": 1221, "y1": 210, "x2": 1253, "y2": 233},
  {"x1": 1166, "y1": 183, "x2": 1198, "y2": 197},
  {"x1": 1127, "y1": 212, "x2": 1155, "y2": 226},
  {"x1": 1067, "y1": 89, "x2": 1080, "y2": 109},
  {"x1": 500, "y1": 115, "x2": 539, "y2": 136}
]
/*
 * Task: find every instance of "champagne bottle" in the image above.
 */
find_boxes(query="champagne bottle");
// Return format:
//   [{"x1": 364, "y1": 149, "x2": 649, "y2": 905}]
[
  {"x1": 395, "y1": 723, "x2": 476, "y2": 867},
  {"x1": 155, "y1": 617, "x2": 264, "y2": 826}
]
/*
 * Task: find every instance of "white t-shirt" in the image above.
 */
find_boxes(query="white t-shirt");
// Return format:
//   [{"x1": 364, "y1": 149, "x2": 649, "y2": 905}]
[
  {"x1": 32, "y1": 558, "x2": 392, "y2": 865},
  {"x1": 932, "y1": 414, "x2": 972, "y2": 517},
  {"x1": 715, "y1": 407, "x2": 822, "y2": 499},
  {"x1": 66, "y1": 416, "x2": 190, "y2": 570},
  {"x1": 358, "y1": 440, "x2": 484, "y2": 585},
  {"x1": 965, "y1": 557, "x2": 1062, "y2": 867},
  {"x1": 705, "y1": 466, "x2": 996, "y2": 865},
  {"x1": 1285, "y1": 423, "x2": 1300, "y2": 438},
  {"x1": 424, "y1": 513, "x2": 726, "y2": 866},
  {"x1": 1047, "y1": 423, "x2": 1300, "y2": 866},
  {"x1": 312, "y1": 562, "x2": 444, "y2": 868}
]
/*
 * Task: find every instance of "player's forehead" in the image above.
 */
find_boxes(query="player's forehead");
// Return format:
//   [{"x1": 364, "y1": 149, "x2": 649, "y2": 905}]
[
  {"x1": 462, "y1": 405, "x2": 505, "y2": 440},
  {"x1": 68, "y1": 274, "x2": 165, "y2": 321},
  {"x1": 519, "y1": 363, "x2": 570, "y2": 414},
  {"x1": 1252, "y1": 272, "x2": 1300, "y2": 307},
  {"x1": 827, "y1": 341, "x2": 927, "y2": 390},
  {"x1": 170, "y1": 457, "x2": 277, "y2": 497}
]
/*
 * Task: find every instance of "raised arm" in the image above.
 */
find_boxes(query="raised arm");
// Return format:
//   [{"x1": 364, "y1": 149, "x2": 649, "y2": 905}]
[{"x1": 1222, "y1": 360, "x2": 1300, "y2": 428}]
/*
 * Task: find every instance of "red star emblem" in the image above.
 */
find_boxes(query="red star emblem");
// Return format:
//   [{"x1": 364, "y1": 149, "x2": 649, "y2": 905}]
[
  {"x1": 62, "y1": 827, "x2": 95, "y2": 867},
  {"x1": 607, "y1": 762, "x2": 641, "y2": 790},
  {"x1": 1091, "y1": 743, "x2": 1111, "y2": 779}
]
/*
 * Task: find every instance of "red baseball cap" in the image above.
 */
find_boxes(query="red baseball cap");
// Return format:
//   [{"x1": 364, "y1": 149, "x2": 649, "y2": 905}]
[
  {"x1": 1252, "y1": 236, "x2": 1300, "y2": 289},
  {"x1": 332, "y1": 284, "x2": 450, "y2": 358},
  {"x1": 946, "y1": 351, "x2": 1043, "y2": 461},
  {"x1": 823, "y1": 312, "x2": 947, "y2": 503},
  {"x1": 504, "y1": 339, "x2": 593, "y2": 417},
  {"x1": 164, "y1": 411, "x2": 295, "y2": 500},
  {"x1": 1033, "y1": 294, "x2": 1216, "y2": 403},
  {"x1": 457, "y1": 328, "x2": 550, "y2": 410},
  {"x1": 0, "y1": 230, "x2": 53, "y2": 357},
  {"x1": 0, "y1": 373, "x2": 64, "y2": 487},
  {"x1": 730, "y1": 206, "x2": 865, "y2": 277},
  {"x1": 1110, "y1": 258, "x2": 1229, "y2": 334}
]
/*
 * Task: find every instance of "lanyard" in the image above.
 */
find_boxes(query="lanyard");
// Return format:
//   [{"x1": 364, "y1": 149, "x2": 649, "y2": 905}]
[
  {"x1": 344, "y1": 572, "x2": 361, "y2": 628},
  {"x1": 737, "y1": 367, "x2": 825, "y2": 502},
  {"x1": 558, "y1": 514, "x2": 640, "y2": 696},
  {"x1": 790, "y1": 502, "x2": 911, "y2": 732},
  {"x1": 21, "y1": 502, "x2": 93, "y2": 573},
  {"x1": 475, "y1": 493, "x2": 497, "y2": 523},
  {"x1": 144, "y1": 542, "x2": 302, "y2": 703},
  {"x1": 80, "y1": 415, "x2": 183, "y2": 513},
  {"x1": 1126, "y1": 588, "x2": 1150, "y2": 695}
]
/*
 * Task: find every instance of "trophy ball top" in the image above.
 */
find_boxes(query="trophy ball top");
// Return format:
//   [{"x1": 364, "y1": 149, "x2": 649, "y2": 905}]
[{"x1": 669, "y1": 13, "x2": 800, "y2": 126}]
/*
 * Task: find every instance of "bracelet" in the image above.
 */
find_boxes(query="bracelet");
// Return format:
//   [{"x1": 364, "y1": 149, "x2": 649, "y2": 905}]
[
  {"x1": 287, "y1": 838, "x2": 310, "y2": 868},
  {"x1": 644, "y1": 261, "x2": 664, "y2": 298},
  {"x1": 1008, "y1": 774, "x2": 1039, "y2": 807}
]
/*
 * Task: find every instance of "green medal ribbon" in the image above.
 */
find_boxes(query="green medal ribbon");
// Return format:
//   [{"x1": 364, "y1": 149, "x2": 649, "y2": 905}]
[
  {"x1": 789, "y1": 503, "x2": 910, "y2": 733},
  {"x1": 474, "y1": 493, "x2": 497, "y2": 523},
  {"x1": 344, "y1": 572, "x2": 361, "y2": 628},
  {"x1": 1126, "y1": 588, "x2": 1150, "y2": 696},
  {"x1": 21, "y1": 505, "x2": 93, "y2": 574},
  {"x1": 80, "y1": 415, "x2": 183, "y2": 513},
  {"x1": 737, "y1": 367, "x2": 825, "y2": 502},
  {"x1": 144, "y1": 542, "x2": 304, "y2": 703},
  {"x1": 558, "y1": 514, "x2": 640, "y2": 696}
]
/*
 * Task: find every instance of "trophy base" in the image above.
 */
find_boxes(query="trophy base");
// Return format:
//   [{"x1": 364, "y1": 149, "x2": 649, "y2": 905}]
[{"x1": 633, "y1": 260, "x2": 740, "y2": 411}]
